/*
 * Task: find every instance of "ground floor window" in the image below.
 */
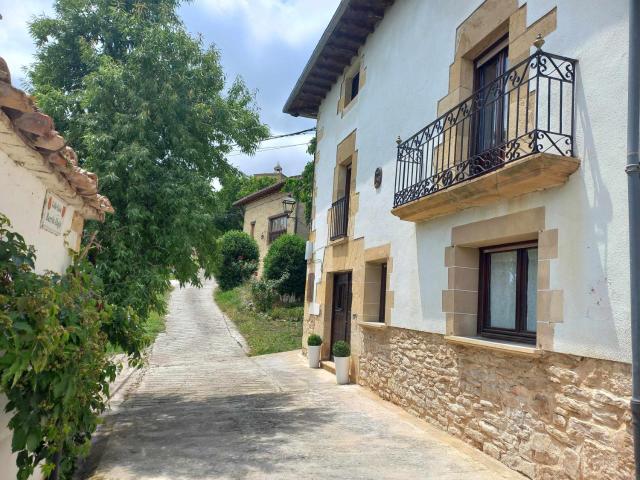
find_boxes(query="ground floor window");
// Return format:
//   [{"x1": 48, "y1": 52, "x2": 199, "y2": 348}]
[{"x1": 478, "y1": 241, "x2": 537, "y2": 344}]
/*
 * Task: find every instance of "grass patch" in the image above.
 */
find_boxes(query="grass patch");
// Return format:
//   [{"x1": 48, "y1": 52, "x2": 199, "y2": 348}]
[{"x1": 214, "y1": 284, "x2": 303, "y2": 356}]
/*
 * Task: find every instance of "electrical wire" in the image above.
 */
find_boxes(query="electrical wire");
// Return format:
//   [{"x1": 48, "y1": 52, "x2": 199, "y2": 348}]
[{"x1": 226, "y1": 141, "x2": 311, "y2": 157}]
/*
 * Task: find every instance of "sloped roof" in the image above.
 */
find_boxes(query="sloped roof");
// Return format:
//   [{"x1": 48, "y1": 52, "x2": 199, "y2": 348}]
[
  {"x1": 0, "y1": 57, "x2": 113, "y2": 221},
  {"x1": 283, "y1": 0, "x2": 395, "y2": 118},
  {"x1": 232, "y1": 180, "x2": 287, "y2": 207}
]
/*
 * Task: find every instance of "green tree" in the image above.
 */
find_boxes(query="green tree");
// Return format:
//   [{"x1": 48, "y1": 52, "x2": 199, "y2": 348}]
[
  {"x1": 263, "y1": 234, "x2": 306, "y2": 298},
  {"x1": 28, "y1": 0, "x2": 270, "y2": 340},
  {"x1": 0, "y1": 214, "x2": 135, "y2": 480},
  {"x1": 214, "y1": 230, "x2": 259, "y2": 290},
  {"x1": 285, "y1": 137, "x2": 315, "y2": 225}
]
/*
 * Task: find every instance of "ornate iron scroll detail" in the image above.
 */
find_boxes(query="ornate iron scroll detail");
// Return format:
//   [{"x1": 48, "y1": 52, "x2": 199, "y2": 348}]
[{"x1": 393, "y1": 50, "x2": 577, "y2": 208}]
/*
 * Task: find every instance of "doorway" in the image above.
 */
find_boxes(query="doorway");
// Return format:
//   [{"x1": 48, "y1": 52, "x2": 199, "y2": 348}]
[{"x1": 330, "y1": 272, "x2": 352, "y2": 356}]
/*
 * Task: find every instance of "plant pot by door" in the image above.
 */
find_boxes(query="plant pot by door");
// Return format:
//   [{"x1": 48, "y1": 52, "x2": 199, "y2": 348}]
[
  {"x1": 334, "y1": 356, "x2": 350, "y2": 384},
  {"x1": 308, "y1": 345, "x2": 321, "y2": 368}
]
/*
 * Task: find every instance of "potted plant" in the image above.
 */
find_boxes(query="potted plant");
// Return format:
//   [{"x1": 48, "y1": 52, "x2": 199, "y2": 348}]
[
  {"x1": 332, "y1": 340, "x2": 351, "y2": 385},
  {"x1": 307, "y1": 334, "x2": 322, "y2": 368}
]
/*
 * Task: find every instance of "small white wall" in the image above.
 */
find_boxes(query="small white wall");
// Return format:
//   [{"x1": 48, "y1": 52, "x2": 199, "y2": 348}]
[
  {"x1": 313, "y1": 0, "x2": 631, "y2": 363},
  {"x1": 1, "y1": 149, "x2": 75, "y2": 480},
  {"x1": 0, "y1": 150, "x2": 76, "y2": 275}
]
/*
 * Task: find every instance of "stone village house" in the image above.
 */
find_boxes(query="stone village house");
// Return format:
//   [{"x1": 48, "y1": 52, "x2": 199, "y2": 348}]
[
  {"x1": 0, "y1": 58, "x2": 112, "y2": 480},
  {"x1": 234, "y1": 165, "x2": 309, "y2": 275},
  {"x1": 284, "y1": 1, "x2": 633, "y2": 478}
]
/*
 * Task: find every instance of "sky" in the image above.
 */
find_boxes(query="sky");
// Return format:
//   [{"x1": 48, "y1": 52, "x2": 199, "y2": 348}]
[{"x1": 0, "y1": 0, "x2": 341, "y2": 176}]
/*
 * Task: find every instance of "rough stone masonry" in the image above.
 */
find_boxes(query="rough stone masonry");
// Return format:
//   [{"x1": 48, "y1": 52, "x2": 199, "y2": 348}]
[{"x1": 358, "y1": 327, "x2": 633, "y2": 480}]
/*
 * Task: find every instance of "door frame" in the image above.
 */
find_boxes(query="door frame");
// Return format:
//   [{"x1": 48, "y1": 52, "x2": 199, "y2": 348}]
[{"x1": 329, "y1": 271, "x2": 353, "y2": 358}]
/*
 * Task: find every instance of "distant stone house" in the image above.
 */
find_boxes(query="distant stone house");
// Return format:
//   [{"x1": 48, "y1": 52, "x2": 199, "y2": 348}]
[
  {"x1": 284, "y1": 1, "x2": 633, "y2": 478},
  {"x1": 233, "y1": 165, "x2": 309, "y2": 275},
  {"x1": 0, "y1": 57, "x2": 112, "y2": 480}
]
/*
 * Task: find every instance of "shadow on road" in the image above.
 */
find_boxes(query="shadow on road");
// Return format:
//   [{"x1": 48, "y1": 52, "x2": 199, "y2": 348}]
[{"x1": 76, "y1": 390, "x2": 335, "y2": 479}]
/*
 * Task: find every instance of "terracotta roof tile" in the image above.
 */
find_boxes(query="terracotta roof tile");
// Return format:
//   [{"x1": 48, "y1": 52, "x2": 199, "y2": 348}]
[{"x1": 0, "y1": 56, "x2": 113, "y2": 220}]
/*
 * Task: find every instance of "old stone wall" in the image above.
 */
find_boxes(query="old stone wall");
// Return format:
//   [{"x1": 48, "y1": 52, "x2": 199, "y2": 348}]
[{"x1": 358, "y1": 327, "x2": 632, "y2": 479}]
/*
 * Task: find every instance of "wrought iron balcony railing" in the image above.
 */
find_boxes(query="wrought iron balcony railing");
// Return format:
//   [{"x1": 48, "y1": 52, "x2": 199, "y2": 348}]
[
  {"x1": 393, "y1": 50, "x2": 577, "y2": 208},
  {"x1": 329, "y1": 195, "x2": 349, "y2": 240}
]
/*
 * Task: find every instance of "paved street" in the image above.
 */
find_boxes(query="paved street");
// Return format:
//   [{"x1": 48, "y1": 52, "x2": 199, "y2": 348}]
[{"x1": 78, "y1": 279, "x2": 522, "y2": 480}]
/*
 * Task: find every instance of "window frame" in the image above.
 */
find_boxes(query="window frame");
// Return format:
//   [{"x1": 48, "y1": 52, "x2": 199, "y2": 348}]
[
  {"x1": 268, "y1": 213, "x2": 288, "y2": 243},
  {"x1": 477, "y1": 240, "x2": 538, "y2": 344}
]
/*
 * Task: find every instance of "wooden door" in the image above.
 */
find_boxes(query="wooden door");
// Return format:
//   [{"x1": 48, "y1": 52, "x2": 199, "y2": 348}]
[{"x1": 330, "y1": 272, "x2": 352, "y2": 356}]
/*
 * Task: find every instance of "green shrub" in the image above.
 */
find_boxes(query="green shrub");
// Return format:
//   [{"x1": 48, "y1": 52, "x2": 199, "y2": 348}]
[
  {"x1": 214, "y1": 230, "x2": 259, "y2": 290},
  {"x1": 263, "y1": 234, "x2": 306, "y2": 298},
  {"x1": 307, "y1": 334, "x2": 322, "y2": 346},
  {"x1": 249, "y1": 275, "x2": 284, "y2": 312},
  {"x1": 332, "y1": 340, "x2": 350, "y2": 357}
]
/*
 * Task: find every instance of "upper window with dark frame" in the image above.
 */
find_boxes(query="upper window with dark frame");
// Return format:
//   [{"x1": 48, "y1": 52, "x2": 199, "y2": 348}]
[
  {"x1": 478, "y1": 241, "x2": 538, "y2": 344},
  {"x1": 350, "y1": 71, "x2": 360, "y2": 102},
  {"x1": 268, "y1": 214, "x2": 288, "y2": 243}
]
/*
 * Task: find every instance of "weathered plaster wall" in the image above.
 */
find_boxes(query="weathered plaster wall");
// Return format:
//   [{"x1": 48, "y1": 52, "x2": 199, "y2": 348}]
[
  {"x1": 242, "y1": 191, "x2": 308, "y2": 275},
  {"x1": 311, "y1": 0, "x2": 630, "y2": 363},
  {"x1": 359, "y1": 327, "x2": 633, "y2": 480}
]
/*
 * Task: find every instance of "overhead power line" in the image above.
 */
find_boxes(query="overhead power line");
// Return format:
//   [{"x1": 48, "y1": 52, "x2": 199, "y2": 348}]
[
  {"x1": 226, "y1": 141, "x2": 311, "y2": 157},
  {"x1": 228, "y1": 127, "x2": 316, "y2": 151}
]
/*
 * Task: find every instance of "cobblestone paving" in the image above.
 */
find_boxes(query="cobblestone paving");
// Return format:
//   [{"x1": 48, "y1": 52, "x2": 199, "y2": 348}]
[{"x1": 79, "y1": 279, "x2": 522, "y2": 480}]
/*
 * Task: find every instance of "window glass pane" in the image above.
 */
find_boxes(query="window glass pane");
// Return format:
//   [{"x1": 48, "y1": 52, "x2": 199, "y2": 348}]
[
  {"x1": 489, "y1": 251, "x2": 517, "y2": 329},
  {"x1": 526, "y1": 248, "x2": 538, "y2": 332}
]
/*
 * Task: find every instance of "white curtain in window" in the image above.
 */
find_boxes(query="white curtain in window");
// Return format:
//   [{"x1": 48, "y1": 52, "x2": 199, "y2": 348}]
[{"x1": 489, "y1": 251, "x2": 517, "y2": 329}]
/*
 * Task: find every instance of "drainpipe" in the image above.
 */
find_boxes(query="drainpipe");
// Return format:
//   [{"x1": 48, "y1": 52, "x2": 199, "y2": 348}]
[{"x1": 627, "y1": 0, "x2": 640, "y2": 478}]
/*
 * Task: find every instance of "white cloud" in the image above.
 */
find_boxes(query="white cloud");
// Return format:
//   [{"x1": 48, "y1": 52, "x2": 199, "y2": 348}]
[
  {"x1": 198, "y1": 0, "x2": 339, "y2": 47},
  {"x1": 0, "y1": 0, "x2": 54, "y2": 88}
]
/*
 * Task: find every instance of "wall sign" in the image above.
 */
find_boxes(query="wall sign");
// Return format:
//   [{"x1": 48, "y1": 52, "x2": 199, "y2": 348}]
[{"x1": 40, "y1": 191, "x2": 67, "y2": 235}]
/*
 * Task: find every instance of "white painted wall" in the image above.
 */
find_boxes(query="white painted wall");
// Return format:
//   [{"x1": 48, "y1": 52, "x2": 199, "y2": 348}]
[
  {"x1": 0, "y1": 150, "x2": 77, "y2": 274},
  {"x1": 0, "y1": 148, "x2": 76, "y2": 480},
  {"x1": 312, "y1": 0, "x2": 630, "y2": 363}
]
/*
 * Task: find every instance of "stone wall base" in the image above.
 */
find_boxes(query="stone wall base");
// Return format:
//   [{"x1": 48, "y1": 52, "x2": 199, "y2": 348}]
[{"x1": 358, "y1": 327, "x2": 633, "y2": 480}]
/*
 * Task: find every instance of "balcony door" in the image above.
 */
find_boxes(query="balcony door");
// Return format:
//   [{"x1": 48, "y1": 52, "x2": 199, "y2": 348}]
[{"x1": 471, "y1": 39, "x2": 508, "y2": 173}]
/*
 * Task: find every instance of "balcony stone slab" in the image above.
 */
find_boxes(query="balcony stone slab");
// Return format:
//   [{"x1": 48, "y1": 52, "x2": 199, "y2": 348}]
[{"x1": 391, "y1": 152, "x2": 580, "y2": 223}]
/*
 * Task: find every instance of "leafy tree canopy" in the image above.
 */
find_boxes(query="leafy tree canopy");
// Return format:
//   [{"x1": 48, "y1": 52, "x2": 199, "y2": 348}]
[{"x1": 28, "y1": 0, "x2": 270, "y2": 336}]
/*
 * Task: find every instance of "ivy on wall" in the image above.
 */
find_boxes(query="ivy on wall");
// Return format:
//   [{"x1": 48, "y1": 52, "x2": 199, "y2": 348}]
[{"x1": 0, "y1": 214, "x2": 145, "y2": 479}]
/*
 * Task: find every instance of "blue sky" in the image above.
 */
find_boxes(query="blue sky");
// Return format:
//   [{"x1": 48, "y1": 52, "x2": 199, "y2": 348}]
[{"x1": 0, "y1": 0, "x2": 340, "y2": 176}]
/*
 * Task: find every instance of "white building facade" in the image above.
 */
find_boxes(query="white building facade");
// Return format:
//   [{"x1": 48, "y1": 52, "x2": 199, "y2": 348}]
[{"x1": 285, "y1": 1, "x2": 633, "y2": 478}]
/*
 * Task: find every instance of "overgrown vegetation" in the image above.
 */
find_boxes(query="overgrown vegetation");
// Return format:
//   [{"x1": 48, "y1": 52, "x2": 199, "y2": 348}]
[
  {"x1": 0, "y1": 215, "x2": 141, "y2": 480},
  {"x1": 249, "y1": 275, "x2": 286, "y2": 312},
  {"x1": 213, "y1": 231, "x2": 259, "y2": 290},
  {"x1": 214, "y1": 284, "x2": 302, "y2": 356},
  {"x1": 263, "y1": 234, "x2": 306, "y2": 299}
]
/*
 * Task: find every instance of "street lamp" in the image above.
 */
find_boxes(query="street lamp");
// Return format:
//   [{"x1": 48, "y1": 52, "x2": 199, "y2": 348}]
[{"x1": 282, "y1": 196, "x2": 296, "y2": 216}]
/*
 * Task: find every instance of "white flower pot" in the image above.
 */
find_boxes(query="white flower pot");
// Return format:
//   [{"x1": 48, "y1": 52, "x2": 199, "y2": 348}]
[
  {"x1": 334, "y1": 356, "x2": 350, "y2": 385},
  {"x1": 308, "y1": 345, "x2": 321, "y2": 368}
]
